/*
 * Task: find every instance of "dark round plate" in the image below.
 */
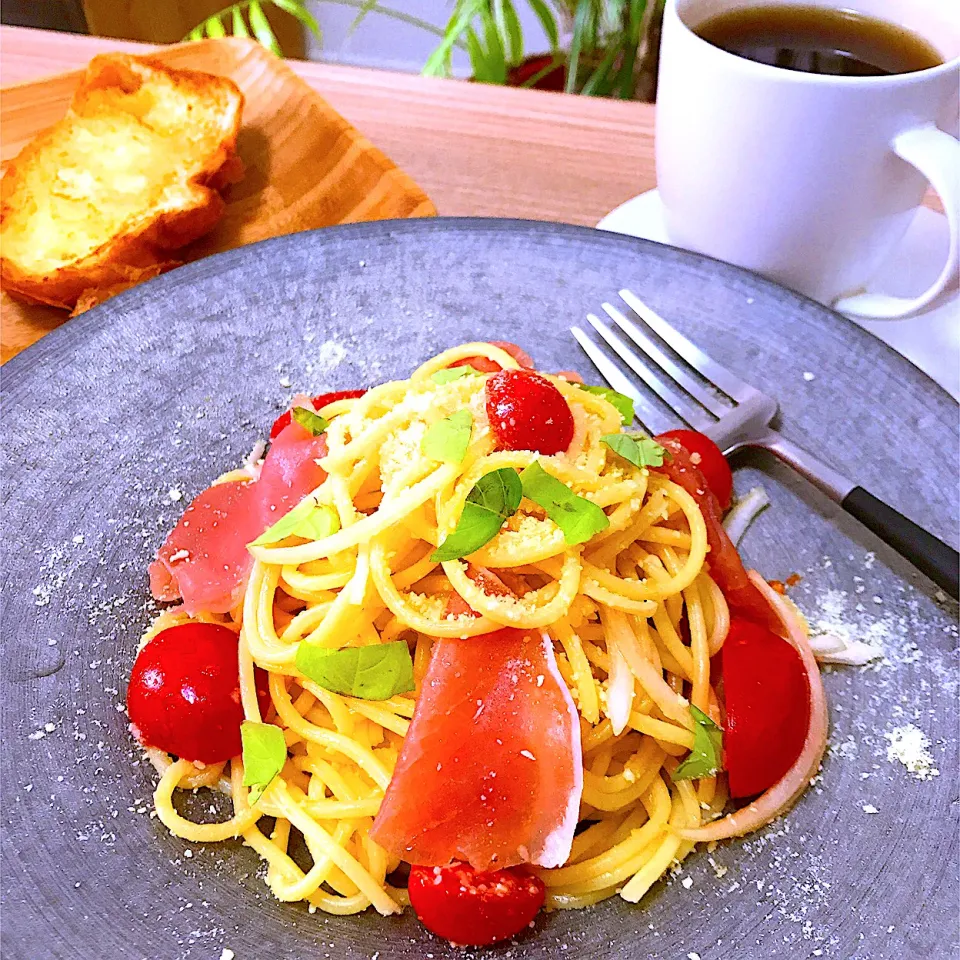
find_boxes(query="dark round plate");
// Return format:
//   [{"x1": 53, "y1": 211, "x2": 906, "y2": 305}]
[{"x1": 2, "y1": 219, "x2": 957, "y2": 960}]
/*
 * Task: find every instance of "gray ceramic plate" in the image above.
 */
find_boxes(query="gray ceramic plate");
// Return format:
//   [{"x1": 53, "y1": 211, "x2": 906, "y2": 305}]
[{"x1": 2, "y1": 219, "x2": 957, "y2": 960}]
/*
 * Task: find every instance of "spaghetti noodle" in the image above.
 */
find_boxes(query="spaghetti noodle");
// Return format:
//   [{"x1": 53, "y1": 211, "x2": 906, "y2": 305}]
[{"x1": 134, "y1": 342, "x2": 825, "y2": 931}]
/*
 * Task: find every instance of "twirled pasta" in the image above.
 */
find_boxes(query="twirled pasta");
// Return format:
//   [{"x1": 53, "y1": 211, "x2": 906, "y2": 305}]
[{"x1": 145, "y1": 342, "x2": 735, "y2": 917}]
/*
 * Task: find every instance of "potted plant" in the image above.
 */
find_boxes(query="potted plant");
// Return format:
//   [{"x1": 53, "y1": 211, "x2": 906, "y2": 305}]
[{"x1": 188, "y1": 0, "x2": 665, "y2": 101}]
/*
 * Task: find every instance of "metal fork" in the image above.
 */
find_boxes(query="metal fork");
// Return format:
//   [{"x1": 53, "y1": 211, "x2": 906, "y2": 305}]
[{"x1": 572, "y1": 288, "x2": 959, "y2": 599}]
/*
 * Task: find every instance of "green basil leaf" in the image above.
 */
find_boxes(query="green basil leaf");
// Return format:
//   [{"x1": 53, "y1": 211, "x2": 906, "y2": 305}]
[
  {"x1": 422, "y1": 410, "x2": 473, "y2": 464},
  {"x1": 431, "y1": 366, "x2": 480, "y2": 385},
  {"x1": 672, "y1": 705, "x2": 724, "y2": 781},
  {"x1": 601, "y1": 433, "x2": 666, "y2": 468},
  {"x1": 519, "y1": 460, "x2": 609, "y2": 545},
  {"x1": 296, "y1": 641, "x2": 415, "y2": 700},
  {"x1": 581, "y1": 385, "x2": 635, "y2": 425},
  {"x1": 250, "y1": 495, "x2": 340, "y2": 546},
  {"x1": 241, "y1": 721, "x2": 286, "y2": 804},
  {"x1": 431, "y1": 467, "x2": 522, "y2": 561},
  {"x1": 291, "y1": 406, "x2": 328, "y2": 436}
]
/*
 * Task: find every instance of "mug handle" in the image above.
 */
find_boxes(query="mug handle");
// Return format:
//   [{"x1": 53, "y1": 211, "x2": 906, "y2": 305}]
[{"x1": 834, "y1": 124, "x2": 959, "y2": 320}]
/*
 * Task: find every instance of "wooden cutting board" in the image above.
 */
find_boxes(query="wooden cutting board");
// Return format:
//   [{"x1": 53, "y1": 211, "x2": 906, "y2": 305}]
[{"x1": 0, "y1": 37, "x2": 436, "y2": 363}]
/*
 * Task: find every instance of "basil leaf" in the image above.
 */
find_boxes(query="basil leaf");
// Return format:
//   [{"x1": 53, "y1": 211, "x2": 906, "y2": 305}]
[
  {"x1": 581, "y1": 385, "x2": 634, "y2": 425},
  {"x1": 431, "y1": 467, "x2": 522, "y2": 561},
  {"x1": 422, "y1": 410, "x2": 473, "y2": 464},
  {"x1": 431, "y1": 367, "x2": 480, "y2": 385},
  {"x1": 601, "y1": 433, "x2": 666, "y2": 468},
  {"x1": 291, "y1": 406, "x2": 328, "y2": 436},
  {"x1": 251, "y1": 495, "x2": 340, "y2": 546},
  {"x1": 296, "y1": 641, "x2": 415, "y2": 700},
  {"x1": 519, "y1": 460, "x2": 609, "y2": 545},
  {"x1": 241, "y1": 721, "x2": 286, "y2": 804},
  {"x1": 672, "y1": 705, "x2": 723, "y2": 781}
]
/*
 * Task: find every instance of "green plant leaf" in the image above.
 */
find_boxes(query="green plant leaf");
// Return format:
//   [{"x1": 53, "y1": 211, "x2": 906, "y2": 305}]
[
  {"x1": 526, "y1": 0, "x2": 559, "y2": 51},
  {"x1": 296, "y1": 641, "x2": 415, "y2": 700},
  {"x1": 422, "y1": 410, "x2": 473, "y2": 464},
  {"x1": 345, "y1": 0, "x2": 379, "y2": 38},
  {"x1": 519, "y1": 460, "x2": 609, "y2": 545},
  {"x1": 480, "y1": 6, "x2": 507, "y2": 84},
  {"x1": 614, "y1": 0, "x2": 646, "y2": 99},
  {"x1": 291, "y1": 406, "x2": 328, "y2": 436},
  {"x1": 424, "y1": 0, "x2": 480, "y2": 76},
  {"x1": 231, "y1": 6, "x2": 250, "y2": 36},
  {"x1": 580, "y1": 385, "x2": 635, "y2": 424},
  {"x1": 565, "y1": 0, "x2": 594, "y2": 92},
  {"x1": 432, "y1": 467, "x2": 522, "y2": 561},
  {"x1": 205, "y1": 13, "x2": 227, "y2": 38},
  {"x1": 271, "y1": 0, "x2": 323, "y2": 40},
  {"x1": 581, "y1": 38, "x2": 622, "y2": 97},
  {"x1": 241, "y1": 721, "x2": 286, "y2": 804},
  {"x1": 187, "y1": 25, "x2": 205, "y2": 41},
  {"x1": 431, "y1": 366, "x2": 480, "y2": 385},
  {"x1": 601, "y1": 432, "x2": 666, "y2": 468},
  {"x1": 247, "y1": 0, "x2": 282, "y2": 54},
  {"x1": 672, "y1": 705, "x2": 723, "y2": 781},
  {"x1": 499, "y1": 0, "x2": 524, "y2": 64},
  {"x1": 251, "y1": 495, "x2": 340, "y2": 546}
]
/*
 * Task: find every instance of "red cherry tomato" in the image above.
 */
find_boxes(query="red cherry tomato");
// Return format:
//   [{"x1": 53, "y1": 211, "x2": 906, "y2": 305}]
[
  {"x1": 269, "y1": 389, "x2": 366, "y2": 440},
  {"x1": 408, "y1": 863, "x2": 545, "y2": 946},
  {"x1": 450, "y1": 341, "x2": 535, "y2": 373},
  {"x1": 485, "y1": 369, "x2": 574, "y2": 455},
  {"x1": 722, "y1": 619, "x2": 811, "y2": 798},
  {"x1": 127, "y1": 622, "x2": 269, "y2": 763},
  {"x1": 657, "y1": 429, "x2": 733, "y2": 511}
]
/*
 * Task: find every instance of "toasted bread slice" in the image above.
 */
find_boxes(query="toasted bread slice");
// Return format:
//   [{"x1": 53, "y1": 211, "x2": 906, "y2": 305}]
[{"x1": 1, "y1": 54, "x2": 244, "y2": 311}]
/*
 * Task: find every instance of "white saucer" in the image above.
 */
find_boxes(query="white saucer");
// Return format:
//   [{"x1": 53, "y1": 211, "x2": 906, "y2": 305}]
[{"x1": 597, "y1": 190, "x2": 960, "y2": 400}]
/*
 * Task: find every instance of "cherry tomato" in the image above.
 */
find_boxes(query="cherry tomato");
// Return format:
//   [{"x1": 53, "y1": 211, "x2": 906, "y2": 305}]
[
  {"x1": 722, "y1": 619, "x2": 811, "y2": 798},
  {"x1": 657, "y1": 429, "x2": 733, "y2": 511},
  {"x1": 269, "y1": 389, "x2": 366, "y2": 440},
  {"x1": 486, "y1": 369, "x2": 574, "y2": 455},
  {"x1": 408, "y1": 863, "x2": 545, "y2": 946},
  {"x1": 450, "y1": 341, "x2": 535, "y2": 374},
  {"x1": 127, "y1": 622, "x2": 269, "y2": 763}
]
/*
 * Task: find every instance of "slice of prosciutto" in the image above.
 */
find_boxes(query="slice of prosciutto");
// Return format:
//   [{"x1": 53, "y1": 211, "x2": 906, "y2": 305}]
[
  {"x1": 370, "y1": 627, "x2": 583, "y2": 872},
  {"x1": 149, "y1": 422, "x2": 328, "y2": 614}
]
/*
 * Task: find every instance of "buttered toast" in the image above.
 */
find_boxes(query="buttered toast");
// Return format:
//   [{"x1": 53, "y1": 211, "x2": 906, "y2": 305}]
[{"x1": 1, "y1": 54, "x2": 244, "y2": 312}]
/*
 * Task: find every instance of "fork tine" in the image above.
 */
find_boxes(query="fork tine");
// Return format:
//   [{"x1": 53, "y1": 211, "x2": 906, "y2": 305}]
[
  {"x1": 601, "y1": 301, "x2": 730, "y2": 418},
  {"x1": 570, "y1": 326, "x2": 665, "y2": 432},
  {"x1": 619, "y1": 289, "x2": 756, "y2": 403},
  {"x1": 585, "y1": 314, "x2": 716, "y2": 432}
]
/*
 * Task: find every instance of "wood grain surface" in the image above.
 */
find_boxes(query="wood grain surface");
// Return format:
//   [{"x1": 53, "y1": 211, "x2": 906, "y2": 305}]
[{"x1": 0, "y1": 30, "x2": 442, "y2": 362}]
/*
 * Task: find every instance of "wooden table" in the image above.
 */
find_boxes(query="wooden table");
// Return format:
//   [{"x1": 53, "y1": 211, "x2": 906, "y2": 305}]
[{"x1": 0, "y1": 25, "x2": 655, "y2": 361}]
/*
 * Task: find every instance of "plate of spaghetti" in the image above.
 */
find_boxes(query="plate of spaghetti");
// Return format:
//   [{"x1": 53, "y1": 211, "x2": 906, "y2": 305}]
[{"x1": 2, "y1": 219, "x2": 957, "y2": 960}]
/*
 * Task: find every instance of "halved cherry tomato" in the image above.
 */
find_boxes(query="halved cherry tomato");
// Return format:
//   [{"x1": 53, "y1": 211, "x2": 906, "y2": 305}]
[
  {"x1": 127, "y1": 623, "x2": 269, "y2": 763},
  {"x1": 657, "y1": 428, "x2": 733, "y2": 511},
  {"x1": 268, "y1": 389, "x2": 366, "y2": 440},
  {"x1": 486, "y1": 369, "x2": 574, "y2": 455},
  {"x1": 408, "y1": 863, "x2": 545, "y2": 946},
  {"x1": 450, "y1": 341, "x2": 535, "y2": 373},
  {"x1": 722, "y1": 619, "x2": 811, "y2": 798},
  {"x1": 654, "y1": 434, "x2": 778, "y2": 631}
]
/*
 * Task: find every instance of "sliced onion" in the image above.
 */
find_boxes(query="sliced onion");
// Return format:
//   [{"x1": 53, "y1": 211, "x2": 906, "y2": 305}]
[
  {"x1": 676, "y1": 571, "x2": 828, "y2": 841},
  {"x1": 723, "y1": 486, "x2": 770, "y2": 546},
  {"x1": 605, "y1": 633, "x2": 634, "y2": 736}
]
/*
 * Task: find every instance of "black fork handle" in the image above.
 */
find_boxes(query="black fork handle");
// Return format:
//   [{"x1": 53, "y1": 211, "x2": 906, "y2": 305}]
[
  {"x1": 842, "y1": 487, "x2": 959, "y2": 600},
  {"x1": 756, "y1": 435, "x2": 959, "y2": 600}
]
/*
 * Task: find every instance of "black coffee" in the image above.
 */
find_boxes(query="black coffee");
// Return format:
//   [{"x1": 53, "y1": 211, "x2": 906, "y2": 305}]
[{"x1": 695, "y1": 5, "x2": 943, "y2": 77}]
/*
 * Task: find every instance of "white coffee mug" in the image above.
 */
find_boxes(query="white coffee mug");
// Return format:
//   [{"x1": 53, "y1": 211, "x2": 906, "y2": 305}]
[{"x1": 655, "y1": 0, "x2": 960, "y2": 318}]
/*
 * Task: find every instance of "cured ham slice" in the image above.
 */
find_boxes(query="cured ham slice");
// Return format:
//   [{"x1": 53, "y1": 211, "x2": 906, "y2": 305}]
[
  {"x1": 655, "y1": 435, "x2": 780, "y2": 632},
  {"x1": 369, "y1": 627, "x2": 582, "y2": 871},
  {"x1": 149, "y1": 423, "x2": 328, "y2": 614}
]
